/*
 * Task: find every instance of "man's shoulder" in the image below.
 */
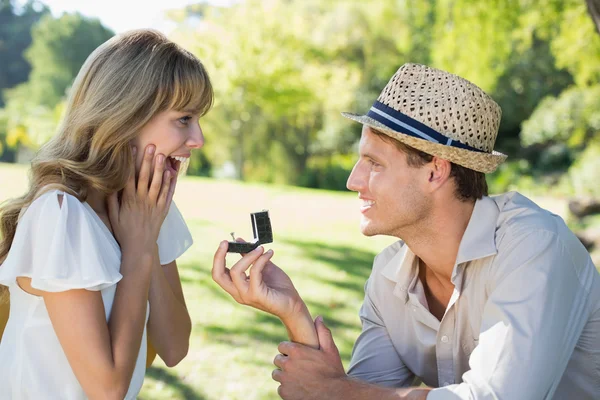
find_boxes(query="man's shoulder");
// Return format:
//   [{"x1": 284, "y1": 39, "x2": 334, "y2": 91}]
[
  {"x1": 490, "y1": 192, "x2": 592, "y2": 277},
  {"x1": 491, "y1": 191, "x2": 567, "y2": 243}
]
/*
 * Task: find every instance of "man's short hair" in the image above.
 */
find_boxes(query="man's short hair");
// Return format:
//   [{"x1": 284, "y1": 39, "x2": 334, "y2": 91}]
[{"x1": 372, "y1": 129, "x2": 488, "y2": 201}]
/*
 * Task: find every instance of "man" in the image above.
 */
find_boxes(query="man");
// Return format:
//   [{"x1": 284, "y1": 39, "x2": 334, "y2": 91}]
[{"x1": 212, "y1": 63, "x2": 600, "y2": 399}]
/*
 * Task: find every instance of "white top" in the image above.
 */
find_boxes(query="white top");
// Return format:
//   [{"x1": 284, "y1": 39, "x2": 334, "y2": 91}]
[
  {"x1": 348, "y1": 192, "x2": 600, "y2": 399},
  {"x1": 0, "y1": 190, "x2": 193, "y2": 399}
]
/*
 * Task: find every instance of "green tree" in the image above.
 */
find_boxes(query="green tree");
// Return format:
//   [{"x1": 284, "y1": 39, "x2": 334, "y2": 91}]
[
  {"x1": 21, "y1": 12, "x2": 114, "y2": 108},
  {"x1": 178, "y1": 0, "x2": 361, "y2": 183},
  {"x1": 1, "y1": 12, "x2": 113, "y2": 152},
  {"x1": 0, "y1": 0, "x2": 49, "y2": 106},
  {"x1": 166, "y1": 0, "x2": 595, "y2": 191}
]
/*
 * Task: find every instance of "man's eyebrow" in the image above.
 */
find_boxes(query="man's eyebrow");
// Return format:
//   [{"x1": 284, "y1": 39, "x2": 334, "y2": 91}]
[{"x1": 361, "y1": 152, "x2": 381, "y2": 161}]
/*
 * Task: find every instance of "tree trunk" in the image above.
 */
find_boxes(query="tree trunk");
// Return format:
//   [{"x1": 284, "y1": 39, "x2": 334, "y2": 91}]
[
  {"x1": 569, "y1": 198, "x2": 600, "y2": 219},
  {"x1": 587, "y1": 0, "x2": 600, "y2": 35}
]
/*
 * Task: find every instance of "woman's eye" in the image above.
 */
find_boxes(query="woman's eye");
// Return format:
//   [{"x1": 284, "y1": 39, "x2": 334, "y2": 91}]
[
  {"x1": 178, "y1": 116, "x2": 192, "y2": 125},
  {"x1": 368, "y1": 159, "x2": 380, "y2": 167}
]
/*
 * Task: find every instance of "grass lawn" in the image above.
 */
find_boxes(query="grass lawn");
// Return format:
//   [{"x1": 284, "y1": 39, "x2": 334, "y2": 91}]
[
  {"x1": 2, "y1": 162, "x2": 596, "y2": 399},
  {"x1": 0, "y1": 162, "x2": 395, "y2": 400}
]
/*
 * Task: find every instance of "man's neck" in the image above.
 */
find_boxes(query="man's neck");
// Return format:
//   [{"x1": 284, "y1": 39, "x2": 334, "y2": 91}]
[{"x1": 402, "y1": 198, "x2": 476, "y2": 282}]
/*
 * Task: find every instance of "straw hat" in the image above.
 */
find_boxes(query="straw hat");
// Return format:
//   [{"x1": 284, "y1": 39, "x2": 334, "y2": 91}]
[{"x1": 342, "y1": 63, "x2": 507, "y2": 173}]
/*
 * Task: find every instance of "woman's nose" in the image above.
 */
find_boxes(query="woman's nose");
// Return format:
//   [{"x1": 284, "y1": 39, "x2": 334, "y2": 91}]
[{"x1": 187, "y1": 124, "x2": 204, "y2": 149}]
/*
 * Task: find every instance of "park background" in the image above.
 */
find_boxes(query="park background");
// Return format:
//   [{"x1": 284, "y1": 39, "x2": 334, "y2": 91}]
[{"x1": 1, "y1": 0, "x2": 599, "y2": 399}]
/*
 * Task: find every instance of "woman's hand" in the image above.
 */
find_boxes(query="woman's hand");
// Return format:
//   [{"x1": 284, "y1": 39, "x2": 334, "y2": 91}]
[
  {"x1": 107, "y1": 144, "x2": 175, "y2": 255},
  {"x1": 212, "y1": 241, "x2": 307, "y2": 323}
]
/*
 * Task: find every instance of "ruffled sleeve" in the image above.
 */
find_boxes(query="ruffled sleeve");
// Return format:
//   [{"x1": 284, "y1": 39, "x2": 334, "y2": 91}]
[
  {"x1": 0, "y1": 190, "x2": 122, "y2": 292},
  {"x1": 156, "y1": 201, "x2": 193, "y2": 265}
]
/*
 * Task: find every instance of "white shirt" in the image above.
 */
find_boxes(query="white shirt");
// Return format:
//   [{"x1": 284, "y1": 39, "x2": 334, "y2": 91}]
[
  {"x1": 0, "y1": 190, "x2": 193, "y2": 399},
  {"x1": 348, "y1": 192, "x2": 600, "y2": 399}
]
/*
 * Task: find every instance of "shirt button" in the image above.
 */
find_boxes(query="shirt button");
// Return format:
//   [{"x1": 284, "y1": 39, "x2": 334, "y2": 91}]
[
  {"x1": 441, "y1": 335, "x2": 449, "y2": 343},
  {"x1": 400, "y1": 286, "x2": 407, "y2": 291},
  {"x1": 443, "y1": 381, "x2": 451, "y2": 386}
]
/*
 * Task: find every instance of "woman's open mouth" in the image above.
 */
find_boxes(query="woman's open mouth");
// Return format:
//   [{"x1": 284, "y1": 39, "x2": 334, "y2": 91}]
[{"x1": 167, "y1": 155, "x2": 189, "y2": 175}]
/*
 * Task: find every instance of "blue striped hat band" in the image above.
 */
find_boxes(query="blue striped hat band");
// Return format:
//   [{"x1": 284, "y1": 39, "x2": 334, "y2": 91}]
[{"x1": 366, "y1": 101, "x2": 485, "y2": 153}]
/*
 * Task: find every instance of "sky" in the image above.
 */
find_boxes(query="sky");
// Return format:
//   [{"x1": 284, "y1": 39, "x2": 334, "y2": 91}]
[{"x1": 37, "y1": 0, "x2": 234, "y2": 34}]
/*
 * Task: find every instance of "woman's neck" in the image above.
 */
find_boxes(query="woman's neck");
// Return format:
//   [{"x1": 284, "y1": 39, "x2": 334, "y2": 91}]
[{"x1": 86, "y1": 189, "x2": 108, "y2": 216}]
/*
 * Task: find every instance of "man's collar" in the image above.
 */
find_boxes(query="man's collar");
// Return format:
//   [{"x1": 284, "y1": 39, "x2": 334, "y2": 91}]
[
  {"x1": 380, "y1": 196, "x2": 499, "y2": 294},
  {"x1": 455, "y1": 195, "x2": 499, "y2": 265},
  {"x1": 380, "y1": 242, "x2": 417, "y2": 303}
]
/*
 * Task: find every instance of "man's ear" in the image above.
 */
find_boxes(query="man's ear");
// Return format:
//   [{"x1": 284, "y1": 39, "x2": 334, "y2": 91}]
[{"x1": 426, "y1": 156, "x2": 452, "y2": 188}]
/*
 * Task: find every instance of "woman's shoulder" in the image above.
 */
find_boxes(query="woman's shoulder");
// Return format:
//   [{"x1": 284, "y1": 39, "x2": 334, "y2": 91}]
[
  {"x1": 22, "y1": 188, "x2": 81, "y2": 220},
  {"x1": 21, "y1": 188, "x2": 102, "y2": 230},
  {"x1": 0, "y1": 188, "x2": 122, "y2": 292}
]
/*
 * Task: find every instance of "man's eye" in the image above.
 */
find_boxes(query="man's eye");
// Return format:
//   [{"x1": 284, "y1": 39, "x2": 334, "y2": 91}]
[{"x1": 178, "y1": 116, "x2": 192, "y2": 125}]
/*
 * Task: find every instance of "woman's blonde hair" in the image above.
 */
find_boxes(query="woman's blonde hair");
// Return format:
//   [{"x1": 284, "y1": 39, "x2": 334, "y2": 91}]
[{"x1": 0, "y1": 29, "x2": 213, "y2": 302}]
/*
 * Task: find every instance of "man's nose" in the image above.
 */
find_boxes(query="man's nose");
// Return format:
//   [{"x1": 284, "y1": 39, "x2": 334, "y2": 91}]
[{"x1": 346, "y1": 162, "x2": 364, "y2": 192}]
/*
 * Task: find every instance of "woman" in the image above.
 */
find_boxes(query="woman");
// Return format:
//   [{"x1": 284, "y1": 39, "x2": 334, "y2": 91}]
[{"x1": 0, "y1": 29, "x2": 213, "y2": 399}]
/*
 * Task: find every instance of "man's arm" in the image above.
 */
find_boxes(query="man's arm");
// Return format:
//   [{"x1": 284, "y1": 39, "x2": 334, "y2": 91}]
[
  {"x1": 273, "y1": 275, "x2": 423, "y2": 400},
  {"x1": 273, "y1": 317, "x2": 431, "y2": 400},
  {"x1": 347, "y1": 278, "x2": 416, "y2": 387},
  {"x1": 212, "y1": 240, "x2": 426, "y2": 398}
]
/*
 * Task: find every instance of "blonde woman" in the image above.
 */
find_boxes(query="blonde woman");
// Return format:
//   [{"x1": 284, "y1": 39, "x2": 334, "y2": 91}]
[{"x1": 0, "y1": 29, "x2": 213, "y2": 399}]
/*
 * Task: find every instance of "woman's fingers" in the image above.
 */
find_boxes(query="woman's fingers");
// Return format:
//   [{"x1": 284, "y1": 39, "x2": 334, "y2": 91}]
[
  {"x1": 165, "y1": 172, "x2": 177, "y2": 210},
  {"x1": 137, "y1": 144, "x2": 155, "y2": 198},
  {"x1": 157, "y1": 170, "x2": 172, "y2": 210},
  {"x1": 148, "y1": 153, "x2": 165, "y2": 202},
  {"x1": 123, "y1": 147, "x2": 137, "y2": 200}
]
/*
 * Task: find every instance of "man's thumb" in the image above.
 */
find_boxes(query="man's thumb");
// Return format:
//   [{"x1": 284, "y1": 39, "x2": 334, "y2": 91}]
[{"x1": 315, "y1": 316, "x2": 335, "y2": 352}]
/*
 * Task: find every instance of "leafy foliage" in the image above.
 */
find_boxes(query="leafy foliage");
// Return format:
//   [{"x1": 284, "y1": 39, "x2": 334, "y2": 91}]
[
  {"x1": 1, "y1": 0, "x2": 599, "y2": 194},
  {"x1": 0, "y1": 0, "x2": 49, "y2": 106},
  {"x1": 0, "y1": 12, "x2": 113, "y2": 150}
]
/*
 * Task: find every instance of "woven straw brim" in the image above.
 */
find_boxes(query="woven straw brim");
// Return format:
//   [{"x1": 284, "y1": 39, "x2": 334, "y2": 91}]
[{"x1": 342, "y1": 112, "x2": 507, "y2": 173}]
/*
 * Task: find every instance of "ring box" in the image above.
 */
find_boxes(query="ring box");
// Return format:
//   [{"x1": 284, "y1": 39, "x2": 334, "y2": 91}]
[{"x1": 227, "y1": 210, "x2": 273, "y2": 253}]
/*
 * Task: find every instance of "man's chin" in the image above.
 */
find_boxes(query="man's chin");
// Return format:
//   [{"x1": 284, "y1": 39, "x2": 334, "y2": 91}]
[{"x1": 359, "y1": 221, "x2": 379, "y2": 237}]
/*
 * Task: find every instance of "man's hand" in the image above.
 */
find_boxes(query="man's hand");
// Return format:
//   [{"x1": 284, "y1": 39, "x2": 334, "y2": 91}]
[
  {"x1": 212, "y1": 240, "x2": 319, "y2": 347},
  {"x1": 272, "y1": 316, "x2": 347, "y2": 400},
  {"x1": 212, "y1": 240, "x2": 306, "y2": 320}
]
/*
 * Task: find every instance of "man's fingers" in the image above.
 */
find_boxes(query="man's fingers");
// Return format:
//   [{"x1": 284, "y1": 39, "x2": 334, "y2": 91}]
[
  {"x1": 137, "y1": 144, "x2": 155, "y2": 197},
  {"x1": 272, "y1": 369, "x2": 284, "y2": 383},
  {"x1": 277, "y1": 341, "x2": 297, "y2": 357},
  {"x1": 273, "y1": 353, "x2": 288, "y2": 370},
  {"x1": 212, "y1": 241, "x2": 239, "y2": 297},
  {"x1": 315, "y1": 316, "x2": 337, "y2": 353},
  {"x1": 249, "y1": 249, "x2": 274, "y2": 293},
  {"x1": 230, "y1": 246, "x2": 264, "y2": 294}
]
